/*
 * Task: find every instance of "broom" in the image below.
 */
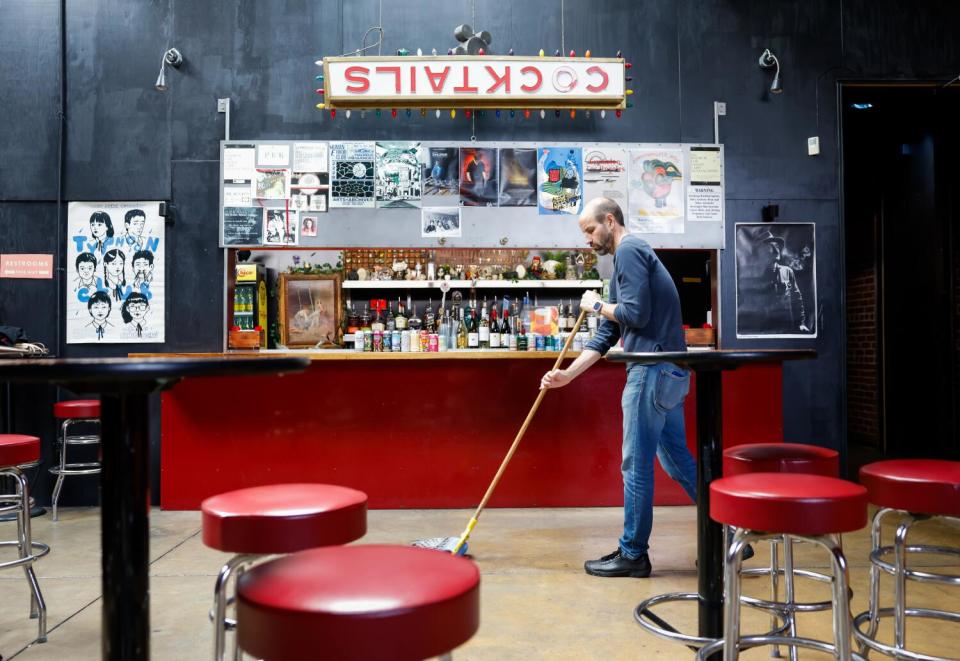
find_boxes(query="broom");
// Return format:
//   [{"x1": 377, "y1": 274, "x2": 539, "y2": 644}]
[{"x1": 413, "y1": 308, "x2": 589, "y2": 555}]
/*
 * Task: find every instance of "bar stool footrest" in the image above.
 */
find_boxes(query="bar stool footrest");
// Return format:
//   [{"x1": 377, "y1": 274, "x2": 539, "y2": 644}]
[
  {"x1": 871, "y1": 544, "x2": 960, "y2": 584},
  {"x1": 634, "y1": 591, "x2": 790, "y2": 649},
  {"x1": 0, "y1": 541, "x2": 50, "y2": 570},
  {"x1": 697, "y1": 634, "x2": 869, "y2": 661},
  {"x1": 62, "y1": 435, "x2": 100, "y2": 445},
  {"x1": 49, "y1": 463, "x2": 101, "y2": 476},
  {"x1": 853, "y1": 608, "x2": 960, "y2": 661}
]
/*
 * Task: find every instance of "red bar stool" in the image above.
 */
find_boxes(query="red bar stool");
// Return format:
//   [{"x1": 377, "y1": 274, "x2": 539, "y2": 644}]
[
  {"x1": 50, "y1": 399, "x2": 101, "y2": 521},
  {"x1": 697, "y1": 473, "x2": 868, "y2": 661},
  {"x1": 853, "y1": 459, "x2": 960, "y2": 661},
  {"x1": 724, "y1": 443, "x2": 840, "y2": 660},
  {"x1": 236, "y1": 544, "x2": 480, "y2": 661},
  {"x1": 0, "y1": 434, "x2": 49, "y2": 644},
  {"x1": 201, "y1": 483, "x2": 367, "y2": 661}
]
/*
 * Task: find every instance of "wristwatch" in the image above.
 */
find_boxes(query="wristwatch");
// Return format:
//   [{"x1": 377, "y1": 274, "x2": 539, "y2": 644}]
[{"x1": 592, "y1": 300, "x2": 603, "y2": 313}]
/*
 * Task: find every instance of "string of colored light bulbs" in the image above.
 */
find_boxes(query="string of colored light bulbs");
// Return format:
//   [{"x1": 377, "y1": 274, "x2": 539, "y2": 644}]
[{"x1": 313, "y1": 49, "x2": 634, "y2": 120}]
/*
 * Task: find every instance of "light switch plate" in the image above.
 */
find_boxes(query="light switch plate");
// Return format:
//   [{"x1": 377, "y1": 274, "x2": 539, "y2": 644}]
[{"x1": 807, "y1": 136, "x2": 820, "y2": 156}]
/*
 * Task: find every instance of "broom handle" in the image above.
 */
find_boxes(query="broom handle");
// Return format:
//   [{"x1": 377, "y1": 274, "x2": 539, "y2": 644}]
[{"x1": 470, "y1": 307, "x2": 590, "y2": 519}]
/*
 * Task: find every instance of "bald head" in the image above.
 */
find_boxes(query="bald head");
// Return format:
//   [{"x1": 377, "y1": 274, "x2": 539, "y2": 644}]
[{"x1": 581, "y1": 197, "x2": 625, "y2": 226}]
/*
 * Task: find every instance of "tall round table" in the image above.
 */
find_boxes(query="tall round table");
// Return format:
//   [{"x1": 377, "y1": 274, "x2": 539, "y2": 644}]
[
  {"x1": 605, "y1": 349, "x2": 816, "y2": 659},
  {"x1": 0, "y1": 356, "x2": 310, "y2": 661}
]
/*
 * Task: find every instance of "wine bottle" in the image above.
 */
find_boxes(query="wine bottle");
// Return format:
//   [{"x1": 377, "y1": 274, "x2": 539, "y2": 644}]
[
  {"x1": 489, "y1": 301, "x2": 501, "y2": 349},
  {"x1": 395, "y1": 297, "x2": 407, "y2": 330},
  {"x1": 516, "y1": 319, "x2": 528, "y2": 351},
  {"x1": 479, "y1": 299, "x2": 490, "y2": 348},
  {"x1": 467, "y1": 303, "x2": 479, "y2": 348},
  {"x1": 385, "y1": 302, "x2": 396, "y2": 332}
]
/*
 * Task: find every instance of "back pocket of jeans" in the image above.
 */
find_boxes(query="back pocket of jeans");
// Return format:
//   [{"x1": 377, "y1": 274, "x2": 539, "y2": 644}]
[{"x1": 654, "y1": 367, "x2": 690, "y2": 413}]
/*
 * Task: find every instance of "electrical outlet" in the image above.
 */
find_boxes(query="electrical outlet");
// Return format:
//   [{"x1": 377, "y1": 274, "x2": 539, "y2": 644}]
[
  {"x1": 715, "y1": 101, "x2": 727, "y2": 116},
  {"x1": 217, "y1": 98, "x2": 229, "y2": 113},
  {"x1": 807, "y1": 136, "x2": 820, "y2": 156}
]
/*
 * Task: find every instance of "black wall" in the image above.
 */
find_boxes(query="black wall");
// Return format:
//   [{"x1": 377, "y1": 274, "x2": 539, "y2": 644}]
[{"x1": 3, "y1": 0, "x2": 960, "y2": 495}]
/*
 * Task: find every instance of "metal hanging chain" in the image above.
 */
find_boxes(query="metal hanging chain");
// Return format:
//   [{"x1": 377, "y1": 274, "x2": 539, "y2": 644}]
[
  {"x1": 561, "y1": 0, "x2": 565, "y2": 55},
  {"x1": 340, "y1": 0, "x2": 384, "y2": 56}
]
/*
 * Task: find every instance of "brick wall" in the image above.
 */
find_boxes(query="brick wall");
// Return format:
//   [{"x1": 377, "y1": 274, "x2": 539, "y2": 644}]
[{"x1": 847, "y1": 267, "x2": 880, "y2": 447}]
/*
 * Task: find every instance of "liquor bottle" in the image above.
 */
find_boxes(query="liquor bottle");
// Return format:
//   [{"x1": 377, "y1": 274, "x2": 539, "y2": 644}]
[
  {"x1": 395, "y1": 298, "x2": 407, "y2": 330},
  {"x1": 479, "y1": 300, "x2": 490, "y2": 348},
  {"x1": 489, "y1": 302, "x2": 501, "y2": 349},
  {"x1": 516, "y1": 319, "x2": 528, "y2": 351},
  {"x1": 466, "y1": 303, "x2": 479, "y2": 348},
  {"x1": 587, "y1": 298, "x2": 599, "y2": 335},
  {"x1": 385, "y1": 302, "x2": 396, "y2": 332},
  {"x1": 408, "y1": 303, "x2": 422, "y2": 332},
  {"x1": 371, "y1": 307, "x2": 385, "y2": 333},
  {"x1": 347, "y1": 302, "x2": 360, "y2": 333},
  {"x1": 457, "y1": 307, "x2": 468, "y2": 349},
  {"x1": 361, "y1": 305, "x2": 371, "y2": 330},
  {"x1": 425, "y1": 297, "x2": 436, "y2": 333}
]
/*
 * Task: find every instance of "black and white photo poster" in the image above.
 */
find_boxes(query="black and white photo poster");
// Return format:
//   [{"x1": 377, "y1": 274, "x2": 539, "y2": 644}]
[
  {"x1": 735, "y1": 223, "x2": 817, "y2": 338},
  {"x1": 67, "y1": 201, "x2": 165, "y2": 344}
]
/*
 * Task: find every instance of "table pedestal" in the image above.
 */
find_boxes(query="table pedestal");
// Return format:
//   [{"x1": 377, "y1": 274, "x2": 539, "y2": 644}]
[{"x1": 695, "y1": 370, "x2": 724, "y2": 659}]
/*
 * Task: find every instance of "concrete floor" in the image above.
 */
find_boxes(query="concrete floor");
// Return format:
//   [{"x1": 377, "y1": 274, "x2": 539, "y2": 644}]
[{"x1": 0, "y1": 506, "x2": 957, "y2": 660}]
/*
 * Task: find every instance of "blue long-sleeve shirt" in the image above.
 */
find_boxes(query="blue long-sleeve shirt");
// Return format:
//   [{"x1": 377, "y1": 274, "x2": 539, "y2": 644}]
[{"x1": 584, "y1": 235, "x2": 687, "y2": 355}]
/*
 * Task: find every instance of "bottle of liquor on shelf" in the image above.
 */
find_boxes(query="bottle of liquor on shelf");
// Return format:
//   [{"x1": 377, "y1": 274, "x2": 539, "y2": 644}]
[
  {"x1": 408, "y1": 303, "x2": 422, "y2": 332},
  {"x1": 479, "y1": 299, "x2": 490, "y2": 349},
  {"x1": 395, "y1": 297, "x2": 407, "y2": 330},
  {"x1": 587, "y1": 298, "x2": 599, "y2": 335},
  {"x1": 489, "y1": 300, "x2": 501, "y2": 349},
  {"x1": 516, "y1": 319, "x2": 528, "y2": 351},
  {"x1": 424, "y1": 297, "x2": 435, "y2": 333},
  {"x1": 361, "y1": 305, "x2": 371, "y2": 330},
  {"x1": 385, "y1": 302, "x2": 396, "y2": 332},
  {"x1": 466, "y1": 302, "x2": 479, "y2": 348},
  {"x1": 566, "y1": 300, "x2": 576, "y2": 332},
  {"x1": 503, "y1": 308, "x2": 515, "y2": 350},
  {"x1": 371, "y1": 306, "x2": 385, "y2": 333},
  {"x1": 457, "y1": 307, "x2": 468, "y2": 349}
]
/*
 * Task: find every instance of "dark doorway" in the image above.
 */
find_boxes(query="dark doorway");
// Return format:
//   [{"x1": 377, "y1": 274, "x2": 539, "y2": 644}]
[{"x1": 842, "y1": 84, "x2": 960, "y2": 470}]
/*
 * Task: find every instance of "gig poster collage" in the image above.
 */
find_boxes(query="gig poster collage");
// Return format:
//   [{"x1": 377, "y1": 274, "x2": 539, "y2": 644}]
[
  {"x1": 66, "y1": 201, "x2": 165, "y2": 344},
  {"x1": 221, "y1": 142, "x2": 725, "y2": 247}
]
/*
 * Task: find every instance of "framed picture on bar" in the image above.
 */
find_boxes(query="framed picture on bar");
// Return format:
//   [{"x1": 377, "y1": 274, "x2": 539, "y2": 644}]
[{"x1": 278, "y1": 274, "x2": 342, "y2": 348}]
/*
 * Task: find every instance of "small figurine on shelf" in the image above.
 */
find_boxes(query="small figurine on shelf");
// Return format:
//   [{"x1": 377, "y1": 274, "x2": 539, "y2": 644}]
[
  {"x1": 392, "y1": 260, "x2": 407, "y2": 280},
  {"x1": 575, "y1": 252, "x2": 586, "y2": 279},
  {"x1": 529, "y1": 255, "x2": 543, "y2": 279}
]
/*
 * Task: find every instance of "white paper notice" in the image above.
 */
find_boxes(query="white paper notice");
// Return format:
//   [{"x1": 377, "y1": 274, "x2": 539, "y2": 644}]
[
  {"x1": 223, "y1": 146, "x2": 255, "y2": 182},
  {"x1": 257, "y1": 144, "x2": 290, "y2": 167},
  {"x1": 223, "y1": 187, "x2": 253, "y2": 208},
  {"x1": 686, "y1": 185, "x2": 723, "y2": 222},
  {"x1": 686, "y1": 146, "x2": 723, "y2": 223},
  {"x1": 293, "y1": 143, "x2": 329, "y2": 173}
]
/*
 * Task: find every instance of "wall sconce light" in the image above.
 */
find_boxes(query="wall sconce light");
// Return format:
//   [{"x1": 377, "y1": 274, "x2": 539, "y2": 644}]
[
  {"x1": 758, "y1": 49, "x2": 782, "y2": 94},
  {"x1": 154, "y1": 48, "x2": 183, "y2": 91}
]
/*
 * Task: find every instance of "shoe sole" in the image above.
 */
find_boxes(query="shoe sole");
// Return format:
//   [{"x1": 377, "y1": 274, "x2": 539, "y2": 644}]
[{"x1": 584, "y1": 565, "x2": 651, "y2": 578}]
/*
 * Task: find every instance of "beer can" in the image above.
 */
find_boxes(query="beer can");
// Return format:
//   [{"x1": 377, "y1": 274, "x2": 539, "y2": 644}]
[
  {"x1": 535, "y1": 333, "x2": 545, "y2": 351},
  {"x1": 391, "y1": 330, "x2": 401, "y2": 352},
  {"x1": 428, "y1": 333, "x2": 439, "y2": 352},
  {"x1": 572, "y1": 332, "x2": 583, "y2": 352},
  {"x1": 363, "y1": 330, "x2": 373, "y2": 352},
  {"x1": 373, "y1": 330, "x2": 383, "y2": 352},
  {"x1": 438, "y1": 333, "x2": 448, "y2": 352},
  {"x1": 353, "y1": 332, "x2": 364, "y2": 352},
  {"x1": 419, "y1": 330, "x2": 430, "y2": 352},
  {"x1": 400, "y1": 330, "x2": 411, "y2": 352}
]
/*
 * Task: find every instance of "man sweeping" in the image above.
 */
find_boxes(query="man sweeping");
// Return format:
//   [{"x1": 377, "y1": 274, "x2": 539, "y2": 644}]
[{"x1": 540, "y1": 197, "x2": 697, "y2": 578}]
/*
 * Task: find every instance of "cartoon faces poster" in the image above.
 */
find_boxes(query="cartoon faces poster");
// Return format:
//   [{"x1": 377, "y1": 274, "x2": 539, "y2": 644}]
[
  {"x1": 67, "y1": 202, "x2": 164, "y2": 344},
  {"x1": 537, "y1": 147, "x2": 583, "y2": 215}
]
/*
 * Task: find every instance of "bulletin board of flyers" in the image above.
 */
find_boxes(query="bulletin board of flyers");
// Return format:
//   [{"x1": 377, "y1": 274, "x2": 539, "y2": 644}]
[{"x1": 219, "y1": 140, "x2": 725, "y2": 250}]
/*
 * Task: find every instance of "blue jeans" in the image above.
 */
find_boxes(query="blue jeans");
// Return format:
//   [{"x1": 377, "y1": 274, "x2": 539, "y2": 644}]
[{"x1": 619, "y1": 362, "x2": 698, "y2": 559}]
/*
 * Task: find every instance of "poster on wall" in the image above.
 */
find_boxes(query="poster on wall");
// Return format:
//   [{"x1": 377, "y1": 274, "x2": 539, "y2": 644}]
[
  {"x1": 264, "y1": 209, "x2": 299, "y2": 246},
  {"x1": 686, "y1": 146, "x2": 723, "y2": 223},
  {"x1": 498, "y1": 148, "x2": 537, "y2": 207},
  {"x1": 421, "y1": 207, "x2": 462, "y2": 238},
  {"x1": 421, "y1": 147, "x2": 460, "y2": 204},
  {"x1": 254, "y1": 168, "x2": 290, "y2": 200},
  {"x1": 290, "y1": 172, "x2": 329, "y2": 213},
  {"x1": 583, "y1": 147, "x2": 628, "y2": 206},
  {"x1": 459, "y1": 147, "x2": 498, "y2": 207},
  {"x1": 537, "y1": 147, "x2": 584, "y2": 215},
  {"x1": 627, "y1": 149, "x2": 684, "y2": 233},
  {"x1": 735, "y1": 223, "x2": 817, "y2": 338},
  {"x1": 66, "y1": 202, "x2": 165, "y2": 344},
  {"x1": 375, "y1": 142, "x2": 422, "y2": 209},
  {"x1": 330, "y1": 141, "x2": 375, "y2": 208},
  {"x1": 292, "y1": 142, "x2": 328, "y2": 173},
  {"x1": 222, "y1": 207, "x2": 263, "y2": 246},
  {"x1": 223, "y1": 144, "x2": 256, "y2": 183}
]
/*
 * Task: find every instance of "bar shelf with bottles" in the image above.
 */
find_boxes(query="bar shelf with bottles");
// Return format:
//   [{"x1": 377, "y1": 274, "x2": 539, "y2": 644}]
[{"x1": 346, "y1": 292, "x2": 601, "y2": 354}]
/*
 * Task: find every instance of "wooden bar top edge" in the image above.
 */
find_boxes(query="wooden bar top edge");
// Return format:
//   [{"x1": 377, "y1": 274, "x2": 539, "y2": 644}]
[{"x1": 127, "y1": 350, "x2": 589, "y2": 361}]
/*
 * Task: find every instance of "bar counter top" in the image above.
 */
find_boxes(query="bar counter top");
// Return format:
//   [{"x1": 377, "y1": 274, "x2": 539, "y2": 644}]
[{"x1": 128, "y1": 349, "x2": 587, "y2": 360}]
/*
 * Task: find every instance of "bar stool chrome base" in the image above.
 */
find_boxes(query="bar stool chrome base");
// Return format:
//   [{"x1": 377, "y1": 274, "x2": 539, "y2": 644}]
[
  {"x1": 698, "y1": 635, "x2": 869, "y2": 661},
  {"x1": 853, "y1": 508, "x2": 960, "y2": 661},
  {"x1": 50, "y1": 417, "x2": 101, "y2": 521},
  {"x1": 210, "y1": 554, "x2": 260, "y2": 661}
]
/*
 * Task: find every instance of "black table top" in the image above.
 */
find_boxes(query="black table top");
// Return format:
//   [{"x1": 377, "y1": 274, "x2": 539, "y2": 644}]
[
  {"x1": 605, "y1": 349, "x2": 816, "y2": 370},
  {"x1": 0, "y1": 356, "x2": 310, "y2": 385}
]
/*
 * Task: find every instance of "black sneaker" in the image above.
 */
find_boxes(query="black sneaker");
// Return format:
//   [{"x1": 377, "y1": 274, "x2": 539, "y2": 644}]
[{"x1": 584, "y1": 549, "x2": 652, "y2": 578}]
